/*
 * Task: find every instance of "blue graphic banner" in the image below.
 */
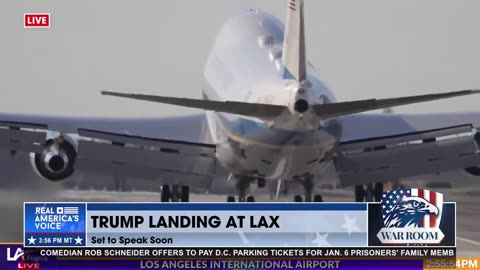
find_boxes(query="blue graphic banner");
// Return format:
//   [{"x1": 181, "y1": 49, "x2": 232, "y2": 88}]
[
  {"x1": 24, "y1": 203, "x2": 368, "y2": 248},
  {"x1": 86, "y1": 203, "x2": 368, "y2": 248},
  {"x1": 24, "y1": 203, "x2": 86, "y2": 247}
]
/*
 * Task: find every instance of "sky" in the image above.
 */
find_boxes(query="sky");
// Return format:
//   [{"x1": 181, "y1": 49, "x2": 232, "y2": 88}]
[{"x1": 1, "y1": 0, "x2": 480, "y2": 117}]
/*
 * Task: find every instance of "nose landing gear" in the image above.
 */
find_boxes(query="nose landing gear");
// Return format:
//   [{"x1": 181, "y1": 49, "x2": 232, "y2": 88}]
[
  {"x1": 225, "y1": 175, "x2": 325, "y2": 203},
  {"x1": 355, "y1": 183, "x2": 383, "y2": 202},
  {"x1": 160, "y1": 184, "x2": 190, "y2": 202},
  {"x1": 293, "y1": 175, "x2": 323, "y2": 202},
  {"x1": 226, "y1": 176, "x2": 256, "y2": 202}
]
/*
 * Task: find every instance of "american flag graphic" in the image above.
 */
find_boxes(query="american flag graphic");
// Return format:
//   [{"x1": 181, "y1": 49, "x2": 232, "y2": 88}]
[
  {"x1": 381, "y1": 189, "x2": 443, "y2": 228},
  {"x1": 58, "y1": 206, "x2": 79, "y2": 215}
]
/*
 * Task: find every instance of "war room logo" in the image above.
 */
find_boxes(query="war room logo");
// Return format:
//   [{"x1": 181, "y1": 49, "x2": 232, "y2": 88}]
[{"x1": 377, "y1": 189, "x2": 445, "y2": 245}]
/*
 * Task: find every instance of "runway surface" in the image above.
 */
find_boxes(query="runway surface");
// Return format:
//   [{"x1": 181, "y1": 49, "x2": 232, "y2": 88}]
[{"x1": 0, "y1": 186, "x2": 478, "y2": 257}]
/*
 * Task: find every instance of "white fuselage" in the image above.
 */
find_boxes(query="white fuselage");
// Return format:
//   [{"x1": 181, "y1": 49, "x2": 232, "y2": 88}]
[{"x1": 203, "y1": 10, "x2": 342, "y2": 180}]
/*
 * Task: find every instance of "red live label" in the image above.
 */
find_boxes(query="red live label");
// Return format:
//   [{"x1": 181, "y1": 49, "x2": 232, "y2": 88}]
[
  {"x1": 17, "y1": 262, "x2": 40, "y2": 270},
  {"x1": 24, "y1": 13, "x2": 50, "y2": 28}
]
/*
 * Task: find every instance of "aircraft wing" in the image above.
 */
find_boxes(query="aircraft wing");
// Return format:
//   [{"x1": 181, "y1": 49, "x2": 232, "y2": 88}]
[
  {"x1": 334, "y1": 112, "x2": 480, "y2": 187},
  {"x1": 0, "y1": 112, "x2": 217, "y2": 188}
]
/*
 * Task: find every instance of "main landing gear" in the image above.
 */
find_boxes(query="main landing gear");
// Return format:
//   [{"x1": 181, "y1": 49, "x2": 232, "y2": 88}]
[
  {"x1": 114, "y1": 175, "x2": 127, "y2": 192},
  {"x1": 293, "y1": 175, "x2": 323, "y2": 202},
  {"x1": 355, "y1": 183, "x2": 383, "y2": 202},
  {"x1": 226, "y1": 176, "x2": 265, "y2": 202},
  {"x1": 161, "y1": 184, "x2": 190, "y2": 202},
  {"x1": 226, "y1": 175, "x2": 324, "y2": 203}
]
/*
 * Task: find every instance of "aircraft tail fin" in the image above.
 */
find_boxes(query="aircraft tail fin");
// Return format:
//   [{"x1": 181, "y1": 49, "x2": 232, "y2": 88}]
[{"x1": 282, "y1": 0, "x2": 307, "y2": 82}]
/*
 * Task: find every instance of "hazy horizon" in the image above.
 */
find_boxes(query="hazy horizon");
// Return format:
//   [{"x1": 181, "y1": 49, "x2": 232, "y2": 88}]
[{"x1": 1, "y1": 0, "x2": 480, "y2": 117}]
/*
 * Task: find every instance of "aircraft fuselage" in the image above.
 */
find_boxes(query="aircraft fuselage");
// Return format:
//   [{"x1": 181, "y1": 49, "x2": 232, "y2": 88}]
[{"x1": 203, "y1": 10, "x2": 342, "y2": 180}]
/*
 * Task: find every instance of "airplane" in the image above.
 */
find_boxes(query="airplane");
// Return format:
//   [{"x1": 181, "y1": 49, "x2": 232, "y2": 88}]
[{"x1": 3, "y1": 0, "x2": 480, "y2": 203}]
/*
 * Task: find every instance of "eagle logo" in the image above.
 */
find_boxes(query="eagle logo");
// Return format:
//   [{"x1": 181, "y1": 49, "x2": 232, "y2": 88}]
[{"x1": 381, "y1": 189, "x2": 443, "y2": 229}]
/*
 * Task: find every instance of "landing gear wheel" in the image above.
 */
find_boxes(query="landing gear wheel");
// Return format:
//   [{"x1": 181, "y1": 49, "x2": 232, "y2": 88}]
[
  {"x1": 294, "y1": 195, "x2": 303, "y2": 202},
  {"x1": 257, "y1": 178, "x2": 266, "y2": 188},
  {"x1": 235, "y1": 176, "x2": 253, "y2": 203},
  {"x1": 227, "y1": 196, "x2": 236, "y2": 202},
  {"x1": 294, "y1": 175, "x2": 315, "y2": 202},
  {"x1": 114, "y1": 176, "x2": 127, "y2": 192},
  {"x1": 304, "y1": 176, "x2": 313, "y2": 202},
  {"x1": 161, "y1": 184, "x2": 171, "y2": 202},
  {"x1": 313, "y1": 194, "x2": 323, "y2": 202},
  {"x1": 181, "y1": 186, "x2": 190, "y2": 202},
  {"x1": 355, "y1": 185, "x2": 365, "y2": 202},
  {"x1": 373, "y1": 183, "x2": 383, "y2": 202},
  {"x1": 365, "y1": 184, "x2": 374, "y2": 202},
  {"x1": 170, "y1": 185, "x2": 181, "y2": 202},
  {"x1": 246, "y1": 196, "x2": 255, "y2": 202}
]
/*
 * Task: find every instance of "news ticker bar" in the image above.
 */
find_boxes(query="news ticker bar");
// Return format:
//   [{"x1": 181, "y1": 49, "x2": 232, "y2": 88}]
[
  {"x1": 24, "y1": 247, "x2": 456, "y2": 260},
  {"x1": 24, "y1": 202, "x2": 456, "y2": 248},
  {"x1": 1, "y1": 243, "x2": 473, "y2": 270}
]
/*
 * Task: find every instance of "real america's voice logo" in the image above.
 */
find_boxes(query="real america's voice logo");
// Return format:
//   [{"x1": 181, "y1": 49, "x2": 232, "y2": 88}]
[{"x1": 377, "y1": 189, "x2": 444, "y2": 245}]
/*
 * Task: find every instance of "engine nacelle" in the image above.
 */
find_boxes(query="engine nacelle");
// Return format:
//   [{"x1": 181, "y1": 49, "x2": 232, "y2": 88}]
[
  {"x1": 464, "y1": 166, "x2": 480, "y2": 176},
  {"x1": 30, "y1": 133, "x2": 78, "y2": 181}
]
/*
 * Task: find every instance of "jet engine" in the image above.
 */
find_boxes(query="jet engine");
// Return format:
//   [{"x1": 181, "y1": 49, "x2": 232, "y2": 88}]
[
  {"x1": 464, "y1": 166, "x2": 480, "y2": 176},
  {"x1": 30, "y1": 133, "x2": 78, "y2": 181}
]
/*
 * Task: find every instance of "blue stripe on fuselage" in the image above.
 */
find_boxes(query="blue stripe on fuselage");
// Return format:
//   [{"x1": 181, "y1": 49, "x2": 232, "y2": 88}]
[
  {"x1": 202, "y1": 90, "x2": 341, "y2": 147},
  {"x1": 216, "y1": 112, "x2": 341, "y2": 147}
]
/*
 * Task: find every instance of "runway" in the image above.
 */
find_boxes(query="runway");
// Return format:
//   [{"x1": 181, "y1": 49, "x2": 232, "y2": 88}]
[{"x1": 0, "y1": 186, "x2": 478, "y2": 257}]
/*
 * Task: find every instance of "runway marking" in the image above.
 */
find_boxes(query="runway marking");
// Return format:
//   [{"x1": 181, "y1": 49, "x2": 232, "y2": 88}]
[{"x1": 457, "y1": 237, "x2": 480, "y2": 246}]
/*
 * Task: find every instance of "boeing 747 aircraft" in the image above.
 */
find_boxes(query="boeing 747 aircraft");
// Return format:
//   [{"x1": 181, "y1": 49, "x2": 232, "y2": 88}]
[{"x1": 4, "y1": 0, "x2": 480, "y2": 202}]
